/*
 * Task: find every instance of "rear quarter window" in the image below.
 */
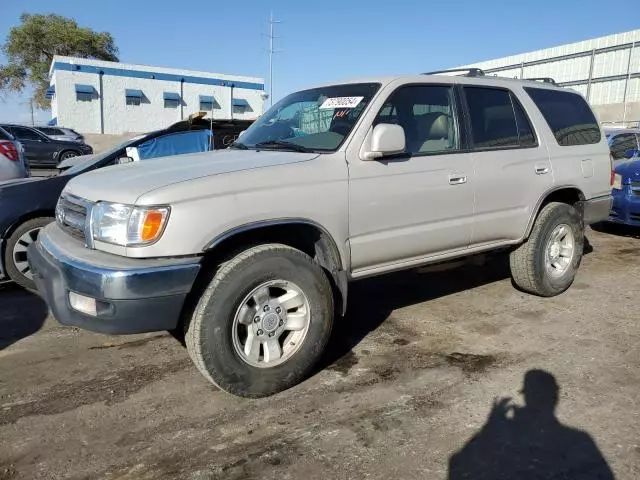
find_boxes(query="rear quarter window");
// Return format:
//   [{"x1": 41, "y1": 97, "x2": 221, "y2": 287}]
[{"x1": 524, "y1": 87, "x2": 601, "y2": 146}]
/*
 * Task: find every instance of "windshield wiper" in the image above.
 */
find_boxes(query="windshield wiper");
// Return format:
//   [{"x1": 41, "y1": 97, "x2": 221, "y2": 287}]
[
  {"x1": 230, "y1": 142, "x2": 249, "y2": 150},
  {"x1": 254, "y1": 140, "x2": 314, "y2": 153}
]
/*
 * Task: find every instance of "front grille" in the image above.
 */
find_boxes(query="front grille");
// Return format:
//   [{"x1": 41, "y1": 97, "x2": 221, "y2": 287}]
[
  {"x1": 631, "y1": 182, "x2": 640, "y2": 196},
  {"x1": 56, "y1": 194, "x2": 92, "y2": 243}
]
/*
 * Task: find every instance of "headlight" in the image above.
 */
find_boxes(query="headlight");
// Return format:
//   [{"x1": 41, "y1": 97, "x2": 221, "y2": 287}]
[
  {"x1": 612, "y1": 173, "x2": 622, "y2": 190},
  {"x1": 91, "y1": 202, "x2": 170, "y2": 246}
]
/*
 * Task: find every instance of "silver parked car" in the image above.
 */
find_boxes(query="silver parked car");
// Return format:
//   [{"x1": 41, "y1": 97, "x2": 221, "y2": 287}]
[
  {"x1": 34, "y1": 126, "x2": 85, "y2": 143},
  {"x1": 0, "y1": 126, "x2": 28, "y2": 182},
  {"x1": 30, "y1": 70, "x2": 612, "y2": 397}
]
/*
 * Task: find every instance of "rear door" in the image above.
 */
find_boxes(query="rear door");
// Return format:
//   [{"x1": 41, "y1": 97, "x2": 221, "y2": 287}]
[
  {"x1": 8, "y1": 126, "x2": 56, "y2": 167},
  {"x1": 462, "y1": 85, "x2": 552, "y2": 246}
]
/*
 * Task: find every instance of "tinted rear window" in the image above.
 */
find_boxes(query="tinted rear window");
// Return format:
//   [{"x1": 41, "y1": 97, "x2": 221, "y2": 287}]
[
  {"x1": 464, "y1": 87, "x2": 537, "y2": 149},
  {"x1": 524, "y1": 87, "x2": 601, "y2": 146},
  {"x1": 0, "y1": 127, "x2": 11, "y2": 141},
  {"x1": 39, "y1": 127, "x2": 64, "y2": 135}
]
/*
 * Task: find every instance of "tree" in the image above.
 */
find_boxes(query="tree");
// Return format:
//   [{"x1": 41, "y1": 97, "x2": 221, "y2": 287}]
[{"x1": 0, "y1": 13, "x2": 119, "y2": 109}]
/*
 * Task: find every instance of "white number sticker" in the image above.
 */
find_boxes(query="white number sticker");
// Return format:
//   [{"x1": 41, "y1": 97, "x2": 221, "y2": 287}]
[{"x1": 319, "y1": 96, "x2": 364, "y2": 110}]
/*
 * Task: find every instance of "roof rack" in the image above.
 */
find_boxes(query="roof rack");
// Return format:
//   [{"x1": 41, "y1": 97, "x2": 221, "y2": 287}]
[
  {"x1": 422, "y1": 68, "x2": 485, "y2": 77},
  {"x1": 524, "y1": 77, "x2": 557, "y2": 85}
]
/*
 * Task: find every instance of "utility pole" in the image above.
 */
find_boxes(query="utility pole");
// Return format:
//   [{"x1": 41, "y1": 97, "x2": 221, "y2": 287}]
[{"x1": 267, "y1": 12, "x2": 281, "y2": 106}]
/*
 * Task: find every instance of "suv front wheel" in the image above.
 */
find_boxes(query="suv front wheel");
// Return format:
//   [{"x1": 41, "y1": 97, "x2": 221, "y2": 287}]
[
  {"x1": 510, "y1": 202, "x2": 584, "y2": 297},
  {"x1": 185, "y1": 243, "x2": 334, "y2": 397}
]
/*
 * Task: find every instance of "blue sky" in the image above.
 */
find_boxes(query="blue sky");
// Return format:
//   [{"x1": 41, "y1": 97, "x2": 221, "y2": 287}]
[{"x1": 1, "y1": 0, "x2": 639, "y2": 124}]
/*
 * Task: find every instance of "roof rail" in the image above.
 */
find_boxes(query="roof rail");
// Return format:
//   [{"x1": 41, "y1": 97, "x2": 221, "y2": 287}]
[
  {"x1": 422, "y1": 68, "x2": 485, "y2": 77},
  {"x1": 524, "y1": 77, "x2": 557, "y2": 85}
]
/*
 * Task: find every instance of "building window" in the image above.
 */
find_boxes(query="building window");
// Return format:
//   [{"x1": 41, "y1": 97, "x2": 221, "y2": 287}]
[
  {"x1": 74, "y1": 84, "x2": 95, "y2": 102},
  {"x1": 199, "y1": 95, "x2": 217, "y2": 111},
  {"x1": 76, "y1": 92, "x2": 93, "y2": 102},
  {"x1": 163, "y1": 92, "x2": 180, "y2": 109},
  {"x1": 125, "y1": 89, "x2": 144, "y2": 106}
]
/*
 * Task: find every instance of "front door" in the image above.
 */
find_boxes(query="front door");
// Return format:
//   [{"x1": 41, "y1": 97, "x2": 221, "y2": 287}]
[{"x1": 348, "y1": 84, "x2": 475, "y2": 274}]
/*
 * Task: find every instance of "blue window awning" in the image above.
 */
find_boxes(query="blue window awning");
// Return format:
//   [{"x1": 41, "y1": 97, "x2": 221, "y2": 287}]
[
  {"x1": 199, "y1": 95, "x2": 214, "y2": 103},
  {"x1": 163, "y1": 92, "x2": 180, "y2": 101},
  {"x1": 125, "y1": 89, "x2": 143, "y2": 98},
  {"x1": 232, "y1": 98, "x2": 249, "y2": 107},
  {"x1": 75, "y1": 84, "x2": 95, "y2": 94},
  {"x1": 47, "y1": 117, "x2": 57, "y2": 126},
  {"x1": 45, "y1": 85, "x2": 55, "y2": 99}
]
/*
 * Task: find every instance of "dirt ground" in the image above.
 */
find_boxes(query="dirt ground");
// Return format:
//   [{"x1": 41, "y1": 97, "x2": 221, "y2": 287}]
[{"x1": 0, "y1": 225, "x2": 639, "y2": 480}]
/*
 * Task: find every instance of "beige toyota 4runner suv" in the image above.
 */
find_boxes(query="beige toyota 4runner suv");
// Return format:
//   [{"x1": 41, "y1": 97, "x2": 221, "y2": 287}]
[{"x1": 29, "y1": 70, "x2": 613, "y2": 397}]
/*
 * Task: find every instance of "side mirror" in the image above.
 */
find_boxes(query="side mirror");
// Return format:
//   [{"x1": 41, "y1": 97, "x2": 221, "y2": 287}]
[
  {"x1": 117, "y1": 156, "x2": 134, "y2": 165},
  {"x1": 623, "y1": 148, "x2": 639, "y2": 160},
  {"x1": 363, "y1": 124, "x2": 406, "y2": 160}
]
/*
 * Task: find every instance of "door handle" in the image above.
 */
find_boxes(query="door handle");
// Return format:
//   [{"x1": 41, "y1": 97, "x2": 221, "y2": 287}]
[
  {"x1": 448, "y1": 174, "x2": 467, "y2": 185},
  {"x1": 535, "y1": 164, "x2": 550, "y2": 175}
]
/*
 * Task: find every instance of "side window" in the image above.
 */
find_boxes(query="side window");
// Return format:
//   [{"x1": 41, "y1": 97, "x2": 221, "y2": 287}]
[
  {"x1": 464, "y1": 87, "x2": 519, "y2": 148},
  {"x1": 524, "y1": 87, "x2": 601, "y2": 146},
  {"x1": 511, "y1": 95, "x2": 537, "y2": 147},
  {"x1": 136, "y1": 130, "x2": 212, "y2": 160},
  {"x1": 374, "y1": 85, "x2": 458, "y2": 155},
  {"x1": 610, "y1": 133, "x2": 639, "y2": 160},
  {"x1": 11, "y1": 127, "x2": 42, "y2": 141},
  {"x1": 40, "y1": 127, "x2": 64, "y2": 136}
]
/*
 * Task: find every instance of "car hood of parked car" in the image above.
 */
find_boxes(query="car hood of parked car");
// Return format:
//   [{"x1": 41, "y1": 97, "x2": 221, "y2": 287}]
[
  {"x1": 614, "y1": 159, "x2": 640, "y2": 184},
  {"x1": 57, "y1": 153, "x2": 94, "y2": 170},
  {"x1": 64, "y1": 149, "x2": 321, "y2": 205},
  {"x1": 0, "y1": 176, "x2": 45, "y2": 189}
]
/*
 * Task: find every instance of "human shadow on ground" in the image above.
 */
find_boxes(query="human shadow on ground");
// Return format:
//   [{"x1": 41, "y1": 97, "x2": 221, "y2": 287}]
[
  {"x1": 0, "y1": 284, "x2": 49, "y2": 350},
  {"x1": 448, "y1": 369, "x2": 615, "y2": 480}
]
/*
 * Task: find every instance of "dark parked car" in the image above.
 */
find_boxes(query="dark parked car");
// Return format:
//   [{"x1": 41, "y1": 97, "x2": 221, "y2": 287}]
[
  {"x1": 0, "y1": 124, "x2": 93, "y2": 168},
  {"x1": 0, "y1": 117, "x2": 252, "y2": 289}
]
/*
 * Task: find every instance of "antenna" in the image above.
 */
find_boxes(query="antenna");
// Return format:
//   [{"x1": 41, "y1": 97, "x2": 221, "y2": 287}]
[{"x1": 267, "y1": 11, "x2": 281, "y2": 106}]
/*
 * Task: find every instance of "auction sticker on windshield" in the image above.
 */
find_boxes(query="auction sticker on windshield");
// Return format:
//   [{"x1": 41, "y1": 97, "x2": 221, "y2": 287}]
[{"x1": 319, "y1": 96, "x2": 364, "y2": 110}]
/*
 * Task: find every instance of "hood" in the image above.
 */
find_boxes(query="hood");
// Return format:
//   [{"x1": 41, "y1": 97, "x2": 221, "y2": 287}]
[
  {"x1": 615, "y1": 159, "x2": 640, "y2": 184},
  {"x1": 0, "y1": 176, "x2": 46, "y2": 189},
  {"x1": 64, "y1": 149, "x2": 319, "y2": 204},
  {"x1": 57, "y1": 153, "x2": 94, "y2": 170}
]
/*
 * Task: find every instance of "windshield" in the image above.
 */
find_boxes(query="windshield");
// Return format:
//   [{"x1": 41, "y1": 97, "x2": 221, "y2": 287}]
[
  {"x1": 236, "y1": 83, "x2": 380, "y2": 152},
  {"x1": 63, "y1": 134, "x2": 146, "y2": 175}
]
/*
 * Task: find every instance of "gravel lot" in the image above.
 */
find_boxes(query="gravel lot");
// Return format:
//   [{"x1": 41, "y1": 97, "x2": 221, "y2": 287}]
[{"x1": 1, "y1": 225, "x2": 639, "y2": 479}]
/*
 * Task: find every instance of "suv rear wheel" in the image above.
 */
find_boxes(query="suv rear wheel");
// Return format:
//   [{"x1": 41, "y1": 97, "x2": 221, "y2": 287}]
[
  {"x1": 510, "y1": 202, "x2": 584, "y2": 297},
  {"x1": 185, "y1": 243, "x2": 334, "y2": 397}
]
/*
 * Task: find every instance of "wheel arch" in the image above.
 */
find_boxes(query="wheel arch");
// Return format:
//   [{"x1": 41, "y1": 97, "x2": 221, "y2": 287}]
[
  {"x1": 523, "y1": 186, "x2": 586, "y2": 240},
  {"x1": 201, "y1": 219, "x2": 348, "y2": 315}
]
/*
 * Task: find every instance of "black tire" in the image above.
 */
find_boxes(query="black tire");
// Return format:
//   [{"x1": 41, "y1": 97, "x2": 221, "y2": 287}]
[
  {"x1": 185, "y1": 243, "x2": 334, "y2": 397},
  {"x1": 59, "y1": 150, "x2": 79, "y2": 161},
  {"x1": 510, "y1": 202, "x2": 584, "y2": 297},
  {"x1": 4, "y1": 217, "x2": 54, "y2": 290}
]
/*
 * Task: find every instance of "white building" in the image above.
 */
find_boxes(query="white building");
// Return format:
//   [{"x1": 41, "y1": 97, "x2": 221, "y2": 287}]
[
  {"x1": 46, "y1": 56, "x2": 266, "y2": 134},
  {"x1": 456, "y1": 29, "x2": 640, "y2": 125}
]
